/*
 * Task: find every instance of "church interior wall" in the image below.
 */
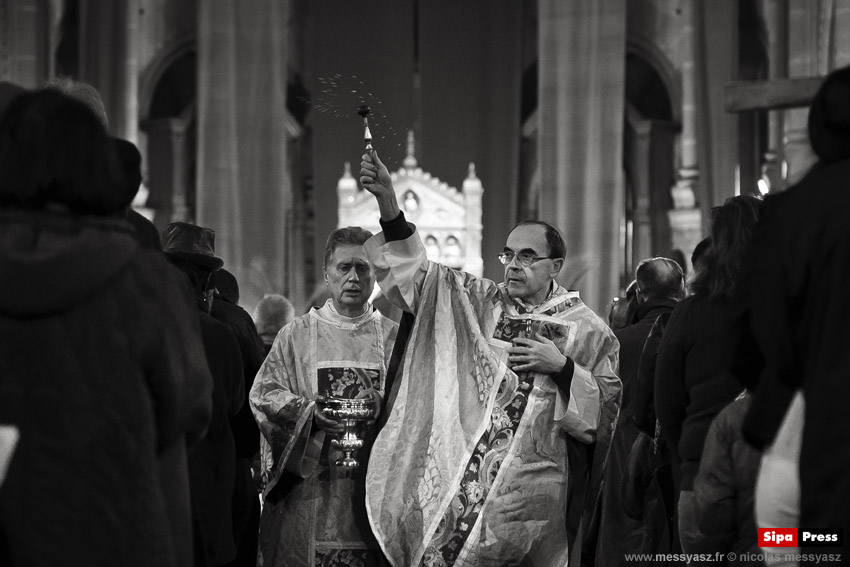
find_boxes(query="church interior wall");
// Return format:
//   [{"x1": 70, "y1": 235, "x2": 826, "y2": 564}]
[{"x1": 2, "y1": 0, "x2": 850, "y2": 315}]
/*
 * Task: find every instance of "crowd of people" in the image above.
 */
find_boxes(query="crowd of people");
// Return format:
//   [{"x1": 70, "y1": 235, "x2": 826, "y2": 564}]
[{"x1": 0, "y1": 65, "x2": 847, "y2": 567}]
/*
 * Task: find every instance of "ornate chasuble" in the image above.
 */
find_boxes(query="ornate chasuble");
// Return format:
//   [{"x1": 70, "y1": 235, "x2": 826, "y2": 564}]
[
  {"x1": 250, "y1": 301, "x2": 398, "y2": 567},
  {"x1": 364, "y1": 230, "x2": 621, "y2": 567}
]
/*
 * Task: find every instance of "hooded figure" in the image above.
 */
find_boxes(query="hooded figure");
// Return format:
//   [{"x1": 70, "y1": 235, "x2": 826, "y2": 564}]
[{"x1": 0, "y1": 88, "x2": 212, "y2": 567}]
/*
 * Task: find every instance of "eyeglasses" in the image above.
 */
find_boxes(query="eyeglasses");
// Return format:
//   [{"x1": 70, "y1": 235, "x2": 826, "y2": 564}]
[{"x1": 498, "y1": 251, "x2": 552, "y2": 268}]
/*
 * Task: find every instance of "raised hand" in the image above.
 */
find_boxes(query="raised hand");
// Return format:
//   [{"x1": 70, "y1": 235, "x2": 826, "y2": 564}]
[{"x1": 359, "y1": 151, "x2": 400, "y2": 221}]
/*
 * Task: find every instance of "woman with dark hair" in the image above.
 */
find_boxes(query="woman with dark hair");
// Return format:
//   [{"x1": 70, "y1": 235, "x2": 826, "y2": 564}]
[
  {"x1": 654, "y1": 195, "x2": 763, "y2": 559},
  {"x1": 0, "y1": 89, "x2": 213, "y2": 566}
]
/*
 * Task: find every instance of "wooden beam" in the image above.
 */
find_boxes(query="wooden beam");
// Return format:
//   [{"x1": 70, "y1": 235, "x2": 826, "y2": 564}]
[{"x1": 724, "y1": 76, "x2": 824, "y2": 113}]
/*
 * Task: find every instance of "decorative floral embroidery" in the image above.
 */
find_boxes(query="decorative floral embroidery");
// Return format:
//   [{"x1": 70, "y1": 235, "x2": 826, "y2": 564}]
[
  {"x1": 314, "y1": 548, "x2": 380, "y2": 567},
  {"x1": 492, "y1": 313, "x2": 527, "y2": 342},
  {"x1": 421, "y1": 299, "x2": 573, "y2": 565},
  {"x1": 318, "y1": 367, "x2": 380, "y2": 399},
  {"x1": 428, "y1": 369, "x2": 536, "y2": 565},
  {"x1": 422, "y1": 548, "x2": 448, "y2": 567}
]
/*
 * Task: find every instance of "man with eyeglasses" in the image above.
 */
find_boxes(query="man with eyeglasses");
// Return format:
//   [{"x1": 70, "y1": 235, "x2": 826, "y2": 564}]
[{"x1": 358, "y1": 152, "x2": 620, "y2": 566}]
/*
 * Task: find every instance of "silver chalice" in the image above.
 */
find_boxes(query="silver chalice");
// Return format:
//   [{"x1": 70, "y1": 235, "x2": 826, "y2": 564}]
[{"x1": 320, "y1": 397, "x2": 377, "y2": 468}]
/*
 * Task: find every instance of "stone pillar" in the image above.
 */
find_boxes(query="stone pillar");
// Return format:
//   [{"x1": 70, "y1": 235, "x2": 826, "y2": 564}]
[
  {"x1": 763, "y1": 0, "x2": 788, "y2": 192},
  {"x1": 783, "y1": 0, "x2": 821, "y2": 185},
  {"x1": 336, "y1": 162, "x2": 357, "y2": 227},
  {"x1": 673, "y1": 0, "x2": 698, "y2": 211},
  {"x1": 0, "y1": 0, "x2": 49, "y2": 86},
  {"x1": 538, "y1": 0, "x2": 626, "y2": 316},
  {"x1": 834, "y1": 0, "x2": 850, "y2": 66},
  {"x1": 143, "y1": 116, "x2": 192, "y2": 231},
  {"x1": 79, "y1": 0, "x2": 139, "y2": 142},
  {"x1": 196, "y1": 0, "x2": 292, "y2": 312},
  {"x1": 668, "y1": 0, "x2": 703, "y2": 273}
]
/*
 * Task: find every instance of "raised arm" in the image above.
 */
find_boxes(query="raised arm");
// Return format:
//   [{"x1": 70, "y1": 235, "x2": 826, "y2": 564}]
[{"x1": 360, "y1": 151, "x2": 401, "y2": 223}]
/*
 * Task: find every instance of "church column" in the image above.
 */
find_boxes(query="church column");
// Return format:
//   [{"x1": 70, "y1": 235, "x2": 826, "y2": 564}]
[
  {"x1": 835, "y1": 0, "x2": 850, "y2": 66},
  {"x1": 79, "y1": 0, "x2": 139, "y2": 142},
  {"x1": 537, "y1": 0, "x2": 626, "y2": 316},
  {"x1": 0, "y1": 0, "x2": 50, "y2": 86},
  {"x1": 783, "y1": 0, "x2": 823, "y2": 185},
  {"x1": 673, "y1": 0, "x2": 698, "y2": 211},
  {"x1": 763, "y1": 0, "x2": 788, "y2": 192},
  {"x1": 667, "y1": 0, "x2": 703, "y2": 273},
  {"x1": 196, "y1": 0, "x2": 292, "y2": 312}
]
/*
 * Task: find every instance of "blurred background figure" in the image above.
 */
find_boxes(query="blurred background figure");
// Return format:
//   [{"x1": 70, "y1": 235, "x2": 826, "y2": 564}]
[
  {"x1": 596, "y1": 257, "x2": 684, "y2": 565},
  {"x1": 112, "y1": 137, "x2": 162, "y2": 250},
  {"x1": 304, "y1": 281, "x2": 332, "y2": 314},
  {"x1": 253, "y1": 294, "x2": 296, "y2": 355},
  {"x1": 655, "y1": 194, "x2": 762, "y2": 559},
  {"x1": 215, "y1": 268, "x2": 241, "y2": 305},
  {"x1": 0, "y1": 88, "x2": 212, "y2": 567}
]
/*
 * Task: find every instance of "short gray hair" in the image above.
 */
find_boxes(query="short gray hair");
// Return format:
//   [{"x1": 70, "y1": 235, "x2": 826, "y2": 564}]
[
  {"x1": 323, "y1": 226, "x2": 373, "y2": 268},
  {"x1": 42, "y1": 77, "x2": 109, "y2": 128},
  {"x1": 253, "y1": 294, "x2": 296, "y2": 341}
]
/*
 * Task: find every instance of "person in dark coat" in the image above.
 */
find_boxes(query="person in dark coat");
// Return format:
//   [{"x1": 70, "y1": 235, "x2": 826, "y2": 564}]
[
  {"x1": 209, "y1": 270, "x2": 265, "y2": 567},
  {"x1": 164, "y1": 222, "x2": 246, "y2": 567},
  {"x1": 215, "y1": 268, "x2": 241, "y2": 305},
  {"x1": 210, "y1": 273, "x2": 266, "y2": 454},
  {"x1": 111, "y1": 137, "x2": 162, "y2": 250},
  {"x1": 736, "y1": 64, "x2": 850, "y2": 548},
  {"x1": 690, "y1": 393, "x2": 760, "y2": 565},
  {"x1": 596, "y1": 257, "x2": 684, "y2": 565},
  {"x1": 0, "y1": 88, "x2": 212, "y2": 567},
  {"x1": 655, "y1": 195, "x2": 762, "y2": 558},
  {"x1": 40, "y1": 78, "x2": 160, "y2": 252}
]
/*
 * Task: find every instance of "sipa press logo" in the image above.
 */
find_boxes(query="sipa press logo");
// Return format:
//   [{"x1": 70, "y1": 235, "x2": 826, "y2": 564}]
[{"x1": 759, "y1": 528, "x2": 843, "y2": 548}]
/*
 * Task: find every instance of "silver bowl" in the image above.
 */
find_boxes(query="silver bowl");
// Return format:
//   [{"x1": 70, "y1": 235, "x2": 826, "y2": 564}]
[{"x1": 319, "y1": 397, "x2": 377, "y2": 468}]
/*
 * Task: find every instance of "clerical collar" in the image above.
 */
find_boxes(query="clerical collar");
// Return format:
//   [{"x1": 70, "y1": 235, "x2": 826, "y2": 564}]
[{"x1": 323, "y1": 299, "x2": 372, "y2": 323}]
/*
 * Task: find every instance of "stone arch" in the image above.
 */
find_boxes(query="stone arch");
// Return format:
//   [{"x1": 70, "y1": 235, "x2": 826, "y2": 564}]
[
  {"x1": 138, "y1": 36, "x2": 198, "y2": 231},
  {"x1": 622, "y1": 43, "x2": 680, "y2": 286},
  {"x1": 138, "y1": 35, "x2": 196, "y2": 122},
  {"x1": 626, "y1": 36, "x2": 681, "y2": 124}
]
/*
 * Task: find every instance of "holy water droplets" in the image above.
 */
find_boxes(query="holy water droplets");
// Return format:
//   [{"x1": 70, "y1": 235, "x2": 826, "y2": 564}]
[{"x1": 299, "y1": 74, "x2": 405, "y2": 163}]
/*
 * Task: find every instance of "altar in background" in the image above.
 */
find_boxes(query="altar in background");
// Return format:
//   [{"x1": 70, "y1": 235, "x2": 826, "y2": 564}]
[{"x1": 337, "y1": 131, "x2": 484, "y2": 277}]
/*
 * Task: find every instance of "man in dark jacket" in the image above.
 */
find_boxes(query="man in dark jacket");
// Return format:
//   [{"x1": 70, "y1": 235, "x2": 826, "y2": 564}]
[
  {"x1": 595, "y1": 257, "x2": 684, "y2": 566},
  {"x1": 736, "y1": 65, "x2": 850, "y2": 549},
  {"x1": 164, "y1": 222, "x2": 245, "y2": 567},
  {"x1": 209, "y1": 269, "x2": 265, "y2": 567}
]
